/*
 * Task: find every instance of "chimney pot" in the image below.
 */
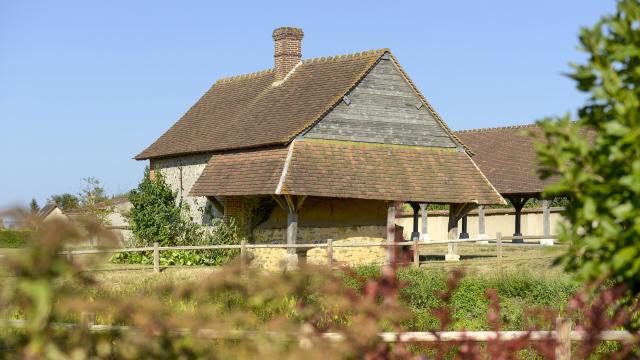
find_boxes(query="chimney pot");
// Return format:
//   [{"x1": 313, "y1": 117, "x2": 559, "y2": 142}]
[{"x1": 272, "y1": 27, "x2": 304, "y2": 82}]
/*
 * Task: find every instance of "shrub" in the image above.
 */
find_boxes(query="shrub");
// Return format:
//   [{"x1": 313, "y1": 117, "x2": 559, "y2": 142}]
[
  {"x1": 127, "y1": 168, "x2": 184, "y2": 246},
  {"x1": 0, "y1": 229, "x2": 30, "y2": 248},
  {"x1": 120, "y1": 168, "x2": 242, "y2": 266},
  {"x1": 111, "y1": 218, "x2": 241, "y2": 266}
]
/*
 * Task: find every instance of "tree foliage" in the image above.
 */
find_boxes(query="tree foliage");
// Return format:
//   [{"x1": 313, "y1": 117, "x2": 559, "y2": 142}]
[
  {"x1": 48, "y1": 193, "x2": 80, "y2": 211},
  {"x1": 29, "y1": 198, "x2": 39, "y2": 214},
  {"x1": 124, "y1": 168, "x2": 241, "y2": 265},
  {"x1": 535, "y1": 0, "x2": 640, "y2": 295},
  {"x1": 79, "y1": 177, "x2": 112, "y2": 225},
  {"x1": 127, "y1": 168, "x2": 183, "y2": 246}
]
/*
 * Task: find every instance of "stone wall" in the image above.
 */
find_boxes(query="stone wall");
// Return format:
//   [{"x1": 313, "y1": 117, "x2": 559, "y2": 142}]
[
  {"x1": 254, "y1": 225, "x2": 385, "y2": 244},
  {"x1": 247, "y1": 237, "x2": 387, "y2": 271},
  {"x1": 152, "y1": 153, "x2": 218, "y2": 224}
]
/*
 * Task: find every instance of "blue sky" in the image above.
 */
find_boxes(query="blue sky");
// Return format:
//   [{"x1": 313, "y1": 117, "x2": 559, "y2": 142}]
[{"x1": 0, "y1": 0, "x2": 614, "y2": 208}]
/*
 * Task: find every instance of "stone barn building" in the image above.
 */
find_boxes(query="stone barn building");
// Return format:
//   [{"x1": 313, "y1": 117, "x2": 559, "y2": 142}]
[{"x1": 135, "y1": 27, "x2": 505, "y2": 265}]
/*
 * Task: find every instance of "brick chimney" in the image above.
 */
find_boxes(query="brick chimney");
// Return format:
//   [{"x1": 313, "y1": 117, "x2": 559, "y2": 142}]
[{"x1": 272, "y1": 27, "x2": 304, "y2": 82}]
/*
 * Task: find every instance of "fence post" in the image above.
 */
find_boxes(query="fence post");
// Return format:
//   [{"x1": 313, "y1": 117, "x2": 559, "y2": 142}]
[
  {"x1": 153, "y1": 242, "x2": 160, "y2": 273},
  {"x1": 413, "y1": 236, "x2": 419, "y2": 267},
  {"x1": 66, "y1": 249, "x2": 73, "y2": 263},
  {"x1": 555, "y1": 317, "x2": 572, "y2": 360},
  {"x1": 240, "y1": 240, "x2": 247, "y2": 270},
  {"x1": 327, "y1": 239, "x2": 333, "y2": 268},
  {"x1": 81, "y1": 312, "x2": 96, "y2": 328},
  {"x1": 496, "y1": 233, "x2": 503, "y2": 261}
]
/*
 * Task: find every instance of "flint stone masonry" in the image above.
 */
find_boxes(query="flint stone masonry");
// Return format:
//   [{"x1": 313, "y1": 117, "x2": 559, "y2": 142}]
[
  {"x1": 153, "y1": 153, "x2": 219, "y2": 224},
  {"x1": 247, "y1": 237, "x2": 387, "y2": 271},
  {"x1": 253, "y1": 225, "x2": 385, "y2": 244}
]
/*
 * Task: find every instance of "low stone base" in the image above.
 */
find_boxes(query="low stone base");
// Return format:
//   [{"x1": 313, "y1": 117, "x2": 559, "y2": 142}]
[
  {"x1": 284, "y1": 253, "x2": 299, "y2": 270},
  {"x1": 476, "y1": 233, "x2": 489, "y2": 244},
  {"x1": 512, "y1": 237, "x2": 524, "y2": 244},
  {"x1": 445, "y1": 253, "x2": 460, "y2": 262},
  {"x1": 539, "y1": 238, "x2": 555, "y2": 246}
]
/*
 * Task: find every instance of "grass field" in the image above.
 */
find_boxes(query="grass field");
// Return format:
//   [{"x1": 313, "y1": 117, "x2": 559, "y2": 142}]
[
  {"x1": 60, "y1": 243, "x2": 571, "y2": 330},
  {"x1": 417, "y1": 243, "x2": 567, "y2": 276},
  {"x1": 0, "y1": 241, "x2": 567, "y2": 278}
]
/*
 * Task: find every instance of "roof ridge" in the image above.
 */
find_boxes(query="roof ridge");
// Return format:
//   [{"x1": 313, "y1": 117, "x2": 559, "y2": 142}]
[
  {"x1": 456, "y1": 123, "x2": 539, "y2": 133},
  {"x1": 302, "y1": 48, "x2": 390, "y2": 63},
  {"x1": 216, "y1": 68, "x2": 274, "y2": 84},
  {"x1": 214, "y1": 49, "x2": 389, "y2": 84}
]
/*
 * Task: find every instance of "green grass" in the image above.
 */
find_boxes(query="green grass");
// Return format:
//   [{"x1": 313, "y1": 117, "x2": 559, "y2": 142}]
[
  {"x1": 416, "y1": 243, "x2": 567, "y2": 276},
  {"x1": 82, "y1": 249, "x2": 577, "y2": 332},
  {"x1": 0, "y1": 229, "x2": 30, "y2": 248}
]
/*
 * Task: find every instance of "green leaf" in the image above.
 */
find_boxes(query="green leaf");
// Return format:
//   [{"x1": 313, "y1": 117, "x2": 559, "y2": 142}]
[{"x1": 613, "y1": 246, "x2": 637, "y2": 270}]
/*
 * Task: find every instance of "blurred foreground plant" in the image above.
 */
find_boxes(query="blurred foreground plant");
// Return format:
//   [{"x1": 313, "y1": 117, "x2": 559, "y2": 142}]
[{"x1": 0, "y1": 210, "x2": 638, "y2": 359}]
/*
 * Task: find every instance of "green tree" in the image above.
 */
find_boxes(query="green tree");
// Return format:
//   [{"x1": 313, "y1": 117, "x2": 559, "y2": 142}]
[
  {"x1": 535, "y1": 1, "x2": 640, "y2": 296},
  {"x1": 29, "y1": 198, "x2": 40, "y2": 214},
  {"x1": 127, "y1": 168, "x2": 184, "y2": 246},
  {"x1": 78, "y1": 177, "x2": 112, "y2": 224},
  {"x1": 48, "y1": 193, "x2": 80, "y2": 210}
]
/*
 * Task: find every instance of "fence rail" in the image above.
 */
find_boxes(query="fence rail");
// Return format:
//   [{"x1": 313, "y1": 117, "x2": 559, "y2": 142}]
[
  {"x1": 4, "y1": 317, "x2": 635, "y2": 360},
  {"x1": 41, "y1": 233, "x2": 560, "y2": 273},
  {"x1": 0, "y1": 234, "x2": 559, "y2": 269}
]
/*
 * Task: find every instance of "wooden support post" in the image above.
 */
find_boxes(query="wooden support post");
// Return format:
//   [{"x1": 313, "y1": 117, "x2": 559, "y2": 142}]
[
  {"x1": 445, "y1": 204, "x2": 461, "y2": 262},
  {"x1": 240, "y1": 240, "x2": 247, "y2": 270},
  {"x1": 287, "y1": 212, "x2": 298, "y2": 255},
  {"x1": 327, "y1": 238, "x2": 333, "y2": 268},
  {"x1": 477, "y1": 205, "x2": 488, "y2": 243},
  {"x1": 496, "y1": 232, "x2": 503, "y2": 274},
  {"x1": 555, "y1": 317, "x2": 572, "y2": 360},
  {"x1": 413, "y1": 236, "x2": 419, "y2": 267},
  {"x1": 419, "y1": 203, "x2": 430, "y2": 241},
  {"x1": 386, "y1": 201, "x2": 396, "y2": 264},
  {"x1": 409, "y1": 202, "x2": 420, "y2": 241},
  {"x1": 541, "y1": 199, "x2": 554, "y2": 246},
  {"x1": 459, "y1": 216, "x2": 469, "y2": 239},
  {"x1": 508, "y1": 196, "x2": 528, "y2": 243},
  {"x1": 153, "y1": 242, "x2": 160, "y2": 273}
]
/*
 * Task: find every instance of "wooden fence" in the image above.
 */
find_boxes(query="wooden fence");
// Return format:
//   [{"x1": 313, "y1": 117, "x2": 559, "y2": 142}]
[
  {"x1": 56, "y1": 233, "x2": 558, "y2": 273},
  {"x1": 5, "y1": 317, "x2": 635, "y2": 360}
]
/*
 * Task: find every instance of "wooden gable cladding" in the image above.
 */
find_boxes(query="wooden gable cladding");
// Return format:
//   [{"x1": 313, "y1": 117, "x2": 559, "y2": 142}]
[{"x1": 305, "y1": 57, "x2": 457, "y2": 148}]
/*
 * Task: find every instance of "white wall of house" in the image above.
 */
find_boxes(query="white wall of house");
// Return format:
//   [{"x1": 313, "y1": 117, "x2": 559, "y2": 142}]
[{"x1": 397, "y1": 207, "x2": 565, "y2": 240}]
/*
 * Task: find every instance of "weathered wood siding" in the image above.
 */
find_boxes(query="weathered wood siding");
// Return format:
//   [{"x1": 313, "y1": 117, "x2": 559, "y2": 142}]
[{"x1": 305, "y1": 58, "x2": 457, "y2": 148}]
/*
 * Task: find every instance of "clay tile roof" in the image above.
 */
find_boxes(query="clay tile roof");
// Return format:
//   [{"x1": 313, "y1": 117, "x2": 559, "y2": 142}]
[
  {"x1": 190, "y1": 147, "x2": 289, "y2": 196},
  {"x1": 191, "y1": 139, "x2": 505, "y2": 205},
  {"x1": 135, "y1": 49, "x2": 391, "y2": 160},
  {"x1": 455, "y1": 124, "x2": 553, "y2": 196}
]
